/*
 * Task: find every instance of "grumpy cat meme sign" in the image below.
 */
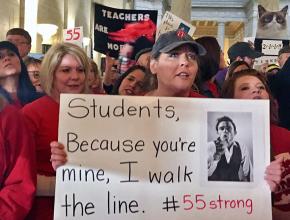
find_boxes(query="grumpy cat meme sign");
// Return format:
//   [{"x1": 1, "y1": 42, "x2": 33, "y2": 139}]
[{"x1": 256, "y1": 5, "x2": 289, "y2": 40}]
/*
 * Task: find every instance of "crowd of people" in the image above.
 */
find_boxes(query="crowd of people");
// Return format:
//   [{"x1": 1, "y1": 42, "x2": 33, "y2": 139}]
[{"x1": 0, "y1": 25, "x2": 289, "y2": 220}]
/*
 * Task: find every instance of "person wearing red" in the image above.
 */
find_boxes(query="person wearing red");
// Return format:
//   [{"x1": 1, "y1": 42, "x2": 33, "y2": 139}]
[
  {"x1": 221, "y1": 68, "x2": 290, "y2": 219},
  {"x1": 22, "y1": 42, "x2": 89, "y2": 220},
  {"x1": 0, "y1": 97, "x2": 36, "y2": 219}
]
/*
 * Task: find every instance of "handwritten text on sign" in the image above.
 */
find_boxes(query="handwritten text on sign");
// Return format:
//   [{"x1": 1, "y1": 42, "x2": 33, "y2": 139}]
[
  {"x1": 63, "y1": 26, "x2": 83, "y2": 47},
  {"x1": 55, "y1": 95, "x2": 272, "y2": 220},
  {"x1": 261, "y1": 40, "x2": 283, "y2": 55}
]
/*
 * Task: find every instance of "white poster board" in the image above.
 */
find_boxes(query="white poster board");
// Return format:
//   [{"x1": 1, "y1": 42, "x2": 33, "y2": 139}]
[
  {"x1": 156, "y1": 11, "x2": 196, "y2": 39},
  {"x1": 63, "y1": 26, "x2": 83, "y2": 47},
  {"x1": 54, "y1": 94, "x2": 272, "y2": 220}
]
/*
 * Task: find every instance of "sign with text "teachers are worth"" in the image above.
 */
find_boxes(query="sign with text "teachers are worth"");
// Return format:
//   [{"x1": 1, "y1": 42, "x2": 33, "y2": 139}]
[{"x1": 54, "y1": 94, "x2": 271, "y2": 220}]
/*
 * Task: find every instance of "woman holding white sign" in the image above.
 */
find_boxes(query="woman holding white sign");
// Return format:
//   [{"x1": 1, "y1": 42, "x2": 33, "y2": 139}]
[
  {"x1": 221, "y1": 68, "x2": 290, "y2": 219},
  {"x1": 22, "y1": 42, "x2": 90, "y2": 220},
  {"x1": 50, "y1": 30, "x2": 283, "y2": 195},
  {"x1": 147, "y1": 30, "x2": 283, "y2": 192}
]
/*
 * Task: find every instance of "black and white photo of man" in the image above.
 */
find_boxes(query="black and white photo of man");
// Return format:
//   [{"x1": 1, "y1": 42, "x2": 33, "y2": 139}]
[{"x1": 208, "y1": 116, "x2": 253, "y2": 182}]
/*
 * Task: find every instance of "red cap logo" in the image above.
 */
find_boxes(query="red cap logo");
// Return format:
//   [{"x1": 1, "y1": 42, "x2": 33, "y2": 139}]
[{"x1": 177, "y1": 29, "x2": 186, "y2": 38}]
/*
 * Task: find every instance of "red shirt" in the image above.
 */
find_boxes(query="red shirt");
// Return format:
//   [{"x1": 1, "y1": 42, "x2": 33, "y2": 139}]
[
  {"x1": 22, "y1": 96, "x2": 59, "y2": 220},
  {"x1": 0, "y1": 104, "x2": 36, "y2": 219}
]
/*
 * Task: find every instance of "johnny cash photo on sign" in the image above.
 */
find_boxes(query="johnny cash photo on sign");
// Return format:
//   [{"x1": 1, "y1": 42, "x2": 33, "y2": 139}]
[{"x1": 207, "y1": 112, "x2": 253, "y2": 182}]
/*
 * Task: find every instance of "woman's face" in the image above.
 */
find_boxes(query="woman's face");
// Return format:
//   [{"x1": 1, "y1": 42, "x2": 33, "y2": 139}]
[
  {"x1": 233, "y1": 75, "x2": 269, "y2": 100},
  {"x1": 87, "y1": 67, "x2": 102, "y2": 90},
  {"x1": 87, "y1": 67, "x2": 96, "y2": 87},
  {"x1": 0, "y1": 49, "x2": 21, "y2": 78},
  {"x1": 51, "y1": 54, "x2": 86, "y2": 100},
  {"x1": 118, "y1": 69, "x2": 145, "y2": 95},
  {"x1": 150, "y1": 45, "x2": 198, "y2": 96}
]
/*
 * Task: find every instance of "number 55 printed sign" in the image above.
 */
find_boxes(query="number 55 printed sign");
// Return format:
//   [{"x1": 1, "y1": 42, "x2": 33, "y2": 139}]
[{"x1": 63, "y1": 27, "x2": 83, "y2": 47}]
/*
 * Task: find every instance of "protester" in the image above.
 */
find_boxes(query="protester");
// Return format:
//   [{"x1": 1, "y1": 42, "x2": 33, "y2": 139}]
[
  {"x1": 147, "y1": 29, "x2": 206, "y2": 97},
  {"x1": 207, "y1": 41, "x2": 263, "y2": 89},
  {"x1": 111, "y1": 65, "x2": 152, "y2": 95},
  {"x1": 24, "y1": 57, "x2": 43, "y2": 93},
  {"x1": 102, "y1": 55, "x2": 119, "y2": 94},
  {"x1": 277, "y1": 45, "x2": 290, "y2": 68},
  {"x1": 0, "y1": 95, "x2": 36, "y2": 219},
  {"x1": 88, "y1": 58, "x2": 104, "y2": 94},
  {"x1": 265, "y1": 63, "x2": 280, "y2": 76},
  {"x1": 268, "y1": 57, "x2": 290, "y2": 130},
  {"x1": 6, "y1": 28, "x2": 32, "y2": 60},
  {"x1": 118, "y1": 36, "x2": 154, "y2": 74},
  {"x1": 0, "y1": 41, "x2": 39, "y2": 107},
  {"x1": 221, "y1": 68, "x2": 289, "y2": 218},
  {"x1": 22, "y1": 42, "x2": 89, "y2": 220},
  {"x1": 195, "y1": 36, "x2": 226, "y2": 97},
  {"x1": 228, "y1": 42, "x2": 263, "y2": 68}
]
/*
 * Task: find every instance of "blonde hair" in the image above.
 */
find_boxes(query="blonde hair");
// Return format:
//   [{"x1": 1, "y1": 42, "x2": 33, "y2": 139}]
[{"x1": 40, "y1": 42, "x2": 90, "y2": 96}]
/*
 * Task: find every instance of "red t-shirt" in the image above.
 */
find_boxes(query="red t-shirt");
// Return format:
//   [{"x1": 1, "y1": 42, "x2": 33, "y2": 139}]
[{"x1": 270, "y1": 124, "x2": 290, "y2": 211}]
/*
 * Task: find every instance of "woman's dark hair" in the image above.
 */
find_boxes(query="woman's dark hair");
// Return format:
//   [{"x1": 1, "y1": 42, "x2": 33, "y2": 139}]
[
  {"x1": 221, "y1": 68, "x2": 279, "y2": 124},
  {"x1": 226, "y1": 60, "x2": 250, "y2": 80},
  {"x1": 0, "y1": 41, "x2": 40, "y2": 105},
  {"x1": 111, "y1": 65, "x2": 151, "y2": 95},
  {"x1": 195, "y1": 36, "x2": 221, "y2": 82}
]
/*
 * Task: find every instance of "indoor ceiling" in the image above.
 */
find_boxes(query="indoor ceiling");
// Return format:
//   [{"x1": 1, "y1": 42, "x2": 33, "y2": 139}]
[
  {"x1": 190, "y1": 0, "x2": 250, "y2": 38},
  {"x1": 191, "y1": 21, "x2": 244, "y2": 38},
  {"x1": 191, "y1": 0, "x2": 251, "y2": 8}
]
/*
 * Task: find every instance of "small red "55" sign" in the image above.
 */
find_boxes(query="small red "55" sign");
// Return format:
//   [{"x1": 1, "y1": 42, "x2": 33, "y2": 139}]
[{"x1": 63, "y1": 27, "x2": 83, "y2": 47}]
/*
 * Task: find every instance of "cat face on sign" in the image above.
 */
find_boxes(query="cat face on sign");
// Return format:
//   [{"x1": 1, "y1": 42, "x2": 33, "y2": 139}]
[{"x1": 256, "y1": 5, "x2": 289, "y2": 39}]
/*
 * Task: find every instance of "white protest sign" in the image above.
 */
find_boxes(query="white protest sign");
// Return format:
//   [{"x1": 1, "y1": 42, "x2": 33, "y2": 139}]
[
  {"x1": 254, "y1": 56, "x2": 278, "y2": 67},
  {"x1": 156, "y1": 11, "x2": 196, "y2": 39},
  {"x1": 63, "y1": 26, "x2": 83, "y2": 47},
  {"x1": 261, "y1": 40, "x2": 283, "y2": 55},
  {"x1": 55, "y1": 94, "x2": 271, "y2": 220}
]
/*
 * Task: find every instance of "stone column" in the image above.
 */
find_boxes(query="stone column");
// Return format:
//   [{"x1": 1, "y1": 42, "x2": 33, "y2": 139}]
[
  {"x1": 171, "y1": 0, "x2": 191, "y2": 22},
  {"x1": 217, "y1": 22, "x2": 225, "y2": 50}
]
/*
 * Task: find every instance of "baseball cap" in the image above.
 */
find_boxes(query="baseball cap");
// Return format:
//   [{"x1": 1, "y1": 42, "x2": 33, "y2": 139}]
[
  {"x1": 132, "y1": 36, "x2": 154, "y2": 61},
  {"x1": 151, "y1": 29, "x2": 206, "y2": 58},
  {"x1": 278, "y1": 45, "x2": 290, "y2": 56},
  {"x1": 135, "y1": 48, "x2": 152, "y2": 61},
  {"x1": 228, "y1": 42, "x2": 263, "y2": 61},
  {"x1": 266, "y1": 63, "x2": 280, "y2": 72},
  {"x1": 0, "y1": 41, "x2": 21, "y2": 57}
]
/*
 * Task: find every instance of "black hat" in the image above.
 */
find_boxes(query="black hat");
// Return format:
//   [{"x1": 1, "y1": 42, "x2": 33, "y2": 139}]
[
  {"x1": 0, "y1": 41, "x2": 21, "y2": 57},
  {"x1": 135, "y1": 47, "x2": 152, "y2": 61},
  {"x1": 151, "y1": 29, "x2": 206, "y2": 58},
  {"x1": 228, "y1": 42, "x2": 263, "y2": 60}
]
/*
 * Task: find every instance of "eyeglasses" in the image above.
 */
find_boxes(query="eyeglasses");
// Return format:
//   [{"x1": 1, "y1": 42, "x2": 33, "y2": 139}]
[{"x1": 28, "y1": 71, "x2": 40, "y2": 79}]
